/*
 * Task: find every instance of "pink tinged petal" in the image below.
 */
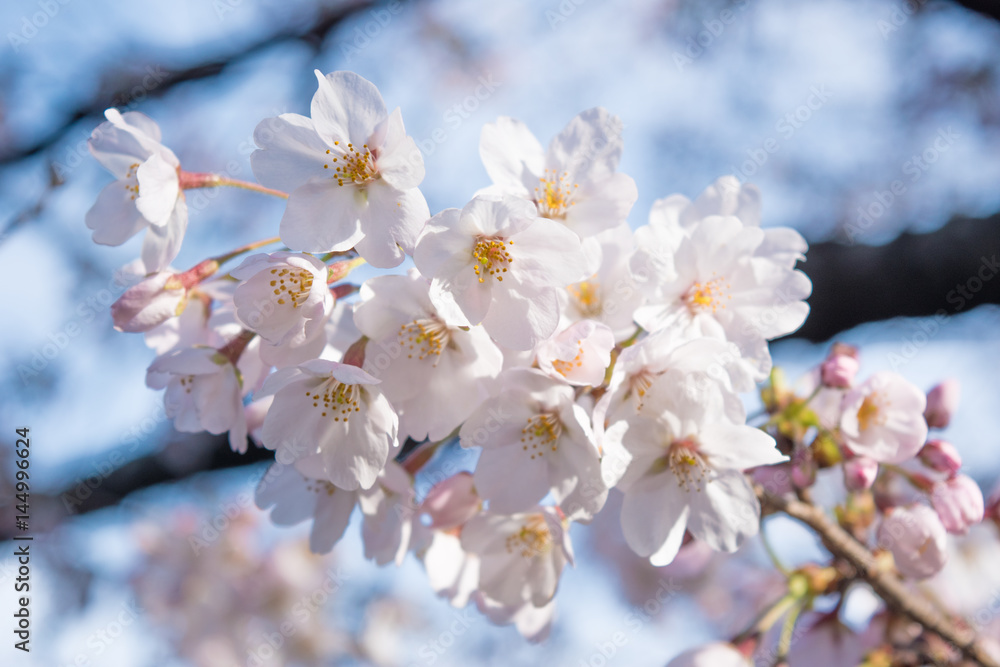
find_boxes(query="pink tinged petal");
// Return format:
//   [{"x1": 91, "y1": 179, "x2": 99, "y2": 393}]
[
  {"x1": 135, "y1": 153, "x2": 180, "y2": 226},
  {"x1": 279, "y1": 180, "x2": 364, "y2": 253},
  {"x1": 698, "y1": 424, "x2": 787, "y2": 471},
  {"x1": 112, "y1": 273, "x2": 185, "y2": 333},
  {"x1": 620, "y1": 472, "x2": 690, "y2": 562},
  {"x1": 327, "y1": 361, "x2": 381, "y2": 386},
  {"x1": 310, "y1": 70, "x2": 387, "y2": 145},
  {"x1": 310, "y1": 486, "x2": 358, "y2": 553},
  {"x1": 250, "y1": 112, "x2": 331, "y2": 192},
  {"x1": 686, "y1": 469, "x2": 760, "y2": 553},
  {"x1": 877, "y1": 504, "x2": 948, "y2": 579},
  {"x1": 482, "y1": 282, "x2": 560, "y2": 351},
  {"x1": 479, "y1": 116, "x2": 545, "y2": 195},
  {"x1": 931, "y1": 474, "x2": 984, "y2": 535},
  {"x1": 373, "y1": 107, "x2": 425, "y2": 190},
  {"x1": 474, "y1": 446, "x2": 552, "y2": 514},
  {"x1": 86, "y1": 181, "x2": 148, "y2": 246},
  {"x1": 141, "y1": 197, "x2": 188, "y2": 272}
]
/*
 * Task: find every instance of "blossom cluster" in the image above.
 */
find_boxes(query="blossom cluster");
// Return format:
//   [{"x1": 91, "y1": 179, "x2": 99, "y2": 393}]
[{"x1": 85, "y1": 69, "x2": 985, "y2": 655}]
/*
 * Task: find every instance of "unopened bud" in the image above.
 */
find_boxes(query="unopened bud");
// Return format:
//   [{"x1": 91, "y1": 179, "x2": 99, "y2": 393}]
[
  {"x1": 924, "y1": 379, "x2": 960, "y2": 429},
  {"x1": 931, "y1": 474, "x2": 984, "y2": 535},
  {"x1": 422, "y1": 472, "x2": 480, "y2": 530},
  {"x1": 820, "y1": 343, "x2": 859, "y2": 388},
  {"x1": 918, "y1": 439, "x2": 962, "y2": 475},
  {"x1": 844, "y1": 456, "x2": 879, "y2": 491}
]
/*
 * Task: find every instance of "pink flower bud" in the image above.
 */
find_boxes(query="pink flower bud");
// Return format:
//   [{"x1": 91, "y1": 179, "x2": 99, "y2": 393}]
[
  {"x1": 820, "y1": 344, "x2": 859, "y2": 388},
  {"x1": 844, "y1": 456, "x2": 879, "y2": 491},
  {"x1": 918, "y1": 439, "x2": 962, "y2": 475},
  {"x1": 924, "y1": 379, "x2": 960, "y2": 429},
  {"x1": 877, "y1": 504, "x2": 948, "y2": 579},
  {"x1": 111, "y1": 272, "x2": 186, "y2": 332},
  {"x1": 422, "y1": 472, "x2": 480, "y2": 530},
  {"x1": 931, "y1": 474, "x2": 984, "y2": 535}
]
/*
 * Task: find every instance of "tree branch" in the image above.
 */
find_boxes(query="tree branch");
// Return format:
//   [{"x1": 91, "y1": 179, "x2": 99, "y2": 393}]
[
  {"x1": 757, "y1": 486, "x2": 997, "y2": 667},
  {"x1": 0, "y1": 0, "x2": 377, "y2": 165},
  {"x1": 788, "y1": 213, "x2": 1000, "y2": 343}
]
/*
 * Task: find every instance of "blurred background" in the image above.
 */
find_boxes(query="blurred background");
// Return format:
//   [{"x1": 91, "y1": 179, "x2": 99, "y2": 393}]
[{"x1": 1, "y1": 0, "x2": 999, "y2": 664}]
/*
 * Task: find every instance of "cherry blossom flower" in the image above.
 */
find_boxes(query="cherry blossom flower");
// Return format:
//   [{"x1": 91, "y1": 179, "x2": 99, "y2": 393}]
[
  {"x1": 631, "y1": 178, "x2": 811, "y2": 378},
  {"x1": 353, "y1": 271, "x2": 503, "y2": 441},
  {"x1": 606, "y1": 372, "x2": 785, "y2": 566},
  {"x1": 460, "y1": 368, "x2": 606, "y2": 520},
  {"x1": 87, "y1": 109, "x2": 187, "y2": 271},
  {"x1": 413, "y1": 194, "x2": 588, "y2": 350},
  {"x1": 421, "y1": 472, "x2": 481, "y2": 530},
  {"x1": 421, "y1": 531, "x2": 480, "y2": 608},
  {"x1": 563, "y1": 225, "x2": 645, "y2": 340},
  {"x1": 666, "y1": 642, "x2": 750, "y2": 667},
  {"x1": 232, "y1": 252, "x2": 335, "y2": 367},
  {"x1": 840, "y1": 371, "x2": 928, "y2": 464},
  {"x1": 146, "y1": 345, "x2": 247, "y2": 452},
  {"x1": 820, "y1": 343, "x2": 860, "y2": 388},
  {"x1": 251, "y1": 71, "x2": 429, "y2": 268},
  {"x1": 478, "y1": 109, "x2": 638, "y2": 238},
  {"x1": 535, "y1": 319, "x2": 614, "y2": 387},
  {"x1": 600, "y1": 326, "x2": 755, "y2": 426},
  {"x1": 358, "y1": 461, "x2": 416, "y2": 566},
  {"x1": 877, "y1": 504, "x2": 948, "y2": 579},
  {"x1": 258, "y1": 359, "x2": 398, "y2": 490},
  {"x1": 255, "y1": 455, "x2": 358, "y2": 553},
  {"x1": 460, "y1": 506, "x2": 572, "y2": 609},
  {"x1": 931, "y1": 474, "x2": 984, "y2": 535}
]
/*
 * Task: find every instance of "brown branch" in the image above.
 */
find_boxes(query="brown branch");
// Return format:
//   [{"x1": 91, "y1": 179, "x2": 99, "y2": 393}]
[{"x1": 758, "y1": 486, "x2": 997, "y2": 667}]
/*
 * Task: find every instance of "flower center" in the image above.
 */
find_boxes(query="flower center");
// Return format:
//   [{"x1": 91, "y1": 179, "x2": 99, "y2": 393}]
[
  {"x1": 661, "y1": 438, "x2": 709, "y2": 493},
  {"x1": 683, "y1": 275, "x2": 731, "y2": 315},
  {"x1": 551, "y1": 340, "x2": 585, "y2": 378},
  {"x1": 124, "y1": 162, "x2": 140, "y2": 200},
  {"x1": 567, "y1": 279, "x2": 602, "y2": 317},
  {"x1": 178, "y1": 375, "x2": 195, "y2": 393},
  {"x1": 305, "y1": 479, "x2": 338, "y2": 496},
  {"x1": 324, "y1": 142, "x2": 378, "y2": 186},
  {"x1": 520, "y1": 412, "x2": 562, "y2": 460},
  {"x1": 534, "y1": 168, "x2": 578, "y2": 219},
  {"x1": 472, "y1": 237, "x2": 513, "y2": 283},
  {"x1": 505, "y1": 515, "x2": 553, "y2": 558},
  {"x1": 267, "y1": 266, "x2": 314, "y2": 308},
  {"x1": 305, "y1": 380, "x2": 361, "y2": 421},
  {"x1": 398, "y1": 317, "x2": 451, "y2": 363},
  {"x1": 857, "y1": 392, "x2": 888, "y2": 431}
]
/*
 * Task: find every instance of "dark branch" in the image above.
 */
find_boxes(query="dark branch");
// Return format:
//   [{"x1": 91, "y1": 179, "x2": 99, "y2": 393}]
[
  {"x1": 789, "y1": 212, "x2": 1000, "y2": 343},
  {"x1": 0, "y1": 0, "x2": 375, "y2": 165}
]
